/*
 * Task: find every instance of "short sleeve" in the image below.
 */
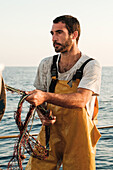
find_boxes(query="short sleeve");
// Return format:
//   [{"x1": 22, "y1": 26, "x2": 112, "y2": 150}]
[
  {"x1": 34, "y1": 57, "x2": 53, "y2": 92},
  {"x1": 78, "y1": 60, "x2": 101, "y2": 95}
]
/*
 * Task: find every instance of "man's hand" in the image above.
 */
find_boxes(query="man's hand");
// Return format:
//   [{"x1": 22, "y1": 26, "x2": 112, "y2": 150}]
[
  {"x1": 26, "y1": 89, "x2": 47, "y2": 106},
  {"x1": 37, "y1": 109, "x2": 56, "y2": 126}
]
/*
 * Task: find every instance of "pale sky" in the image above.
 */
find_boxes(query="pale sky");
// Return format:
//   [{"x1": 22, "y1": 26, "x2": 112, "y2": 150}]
[{"x1": 0, "y1": 0, "x2": 113, "y2": 66}]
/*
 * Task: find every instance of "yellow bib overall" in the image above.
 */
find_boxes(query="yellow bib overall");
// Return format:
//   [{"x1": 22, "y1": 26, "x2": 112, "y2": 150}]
[{"x1": 26, "y1": 79, "x2": 101, "y2": 170}]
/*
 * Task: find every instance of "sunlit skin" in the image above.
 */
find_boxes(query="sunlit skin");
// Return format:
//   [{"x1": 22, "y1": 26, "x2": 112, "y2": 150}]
[
  {"x1": 26, "y1": 22, "x2": 93, "y2": 125},
  {"x1": 50, "y1": 22, "x2": 73, "y2": 53}
]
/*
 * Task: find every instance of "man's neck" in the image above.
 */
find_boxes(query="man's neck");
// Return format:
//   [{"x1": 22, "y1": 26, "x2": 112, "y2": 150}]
[{"x1": 58, "y1": 47, "x2": 81, "y2": 73}]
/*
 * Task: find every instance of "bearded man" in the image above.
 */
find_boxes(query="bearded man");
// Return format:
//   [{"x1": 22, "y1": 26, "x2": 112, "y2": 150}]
[{"x1": 26, "y1": 15, "x2": 101, "y2": 170}]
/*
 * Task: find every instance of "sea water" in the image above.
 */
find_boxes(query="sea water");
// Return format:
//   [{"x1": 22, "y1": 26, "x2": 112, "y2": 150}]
[{"x1": 0, "y1": 66, "x2": 113, "y2": 170}]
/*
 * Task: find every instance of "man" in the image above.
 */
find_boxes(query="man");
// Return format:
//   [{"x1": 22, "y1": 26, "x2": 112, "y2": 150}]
[{"x1": 26, "y1": 15, "x2": 101, "y2": 170}]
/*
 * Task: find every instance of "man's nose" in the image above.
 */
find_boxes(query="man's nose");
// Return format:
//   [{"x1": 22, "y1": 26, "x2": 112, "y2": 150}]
[{"x1": 52, "y1": 34, "x2": 58, "y2": 42}]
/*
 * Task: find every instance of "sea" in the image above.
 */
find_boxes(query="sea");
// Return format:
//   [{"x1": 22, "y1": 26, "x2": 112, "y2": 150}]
[{"x1": 0, "y1": 66, "x2": 113, "y2": 170}]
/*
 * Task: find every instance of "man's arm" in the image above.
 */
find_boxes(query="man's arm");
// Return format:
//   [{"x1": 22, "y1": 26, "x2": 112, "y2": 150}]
[{"x1": 26, "y1": 88, "x2": 93, "y2": 109}]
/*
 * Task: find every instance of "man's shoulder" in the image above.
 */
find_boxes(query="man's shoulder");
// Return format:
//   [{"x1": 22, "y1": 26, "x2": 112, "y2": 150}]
[
  {"x1": 40, "y1": 56, "x2": 53, "y2": 65},
  {"x1": 38, "y1": 56, "x2": 53, "y2": 70},
  {"x1": 38, "y1": 55, "x2": 59, "y2": 73},
  {"x1": 81, "y1": 54, "x2": 101, "y2": 69},
  {"x1": 40, "y1": 54, "x2": 59, "y2": 65}
]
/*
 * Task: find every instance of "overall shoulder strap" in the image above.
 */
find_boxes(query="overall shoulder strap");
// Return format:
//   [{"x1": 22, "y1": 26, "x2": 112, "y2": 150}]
[
  {"x1": 51, "y1": 55, "x2": 58, "y2": 79},
  {"x1": 73, "y1": 58, "x2": 94, "y2": 80},
  {"x1": 49, "y1": 55, "x2": 59, "y2": 93}
]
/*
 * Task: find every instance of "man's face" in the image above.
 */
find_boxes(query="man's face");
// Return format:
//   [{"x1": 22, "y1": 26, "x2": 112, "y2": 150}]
[{"x1": 50, "y1": 22, "x2": 73, "y2": 53}]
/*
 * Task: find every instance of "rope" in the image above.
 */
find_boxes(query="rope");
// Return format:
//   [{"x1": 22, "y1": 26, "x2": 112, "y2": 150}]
[{"x1": 5, "y1": 84, "x2": 52, "y2": 170}]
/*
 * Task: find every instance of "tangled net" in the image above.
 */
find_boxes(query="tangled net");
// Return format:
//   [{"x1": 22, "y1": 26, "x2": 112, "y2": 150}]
[{"x1": 5, "y1": 85, "x2": 52, "y2": 170}]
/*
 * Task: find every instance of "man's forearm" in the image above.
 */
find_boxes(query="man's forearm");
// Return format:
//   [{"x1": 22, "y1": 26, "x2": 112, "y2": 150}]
[
  {"x1": 45, "y1": 92, "x2": 84, "y2": 108},
  {"x1": 44, "y1": 88, "x2": 93, "y2": 109}
]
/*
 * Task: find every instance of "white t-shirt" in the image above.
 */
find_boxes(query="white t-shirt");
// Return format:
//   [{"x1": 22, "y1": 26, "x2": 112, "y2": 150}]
[{"x1": 34, "y1": 53, "x2": 101, "y2": 119}]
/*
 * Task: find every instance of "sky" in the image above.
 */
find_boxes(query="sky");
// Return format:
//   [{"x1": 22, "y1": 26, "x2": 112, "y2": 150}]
[{"x1": 0, "y1": 0, "x2": 113, "y2": 66}]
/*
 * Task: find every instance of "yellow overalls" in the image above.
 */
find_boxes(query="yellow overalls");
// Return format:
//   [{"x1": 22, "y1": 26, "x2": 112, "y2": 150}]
[{"x1": 26, "y1": 78, "x2": 101, "y2": 170}]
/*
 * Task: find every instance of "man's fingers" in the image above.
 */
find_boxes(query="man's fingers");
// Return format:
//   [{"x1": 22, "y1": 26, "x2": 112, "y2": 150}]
[
  {"x1": 37, "y1": 108, "x2": 56, "y2": 125},
  {"x1": 42, "y1": 119, "x2": 56, "y2": 126}
]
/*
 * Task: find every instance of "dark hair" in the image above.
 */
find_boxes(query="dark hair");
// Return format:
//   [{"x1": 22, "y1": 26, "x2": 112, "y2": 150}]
[{"x1": 53, "y1": 15, "x2": 81, "y2": 43}]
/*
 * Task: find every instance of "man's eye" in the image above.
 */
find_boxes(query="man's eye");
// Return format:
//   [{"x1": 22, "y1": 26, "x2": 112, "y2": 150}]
[{"x1": 58, "y1": 31, "x2": 63, "y2": 34}]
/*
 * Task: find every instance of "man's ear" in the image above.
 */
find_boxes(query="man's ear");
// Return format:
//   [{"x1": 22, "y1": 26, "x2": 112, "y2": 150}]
[{"x1": 72, "y1": 31, "x2": 78, "y2": 40}]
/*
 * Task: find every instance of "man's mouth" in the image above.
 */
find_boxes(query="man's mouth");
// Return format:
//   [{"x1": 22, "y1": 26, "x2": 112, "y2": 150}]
[{"x1": 53, "y1": 42, "x2": 61, "y2": 47}]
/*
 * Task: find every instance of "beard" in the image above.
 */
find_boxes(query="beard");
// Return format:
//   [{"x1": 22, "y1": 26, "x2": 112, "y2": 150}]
[{"x1": 53, "y1": 37, "x2": 72, "y2": 53}]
